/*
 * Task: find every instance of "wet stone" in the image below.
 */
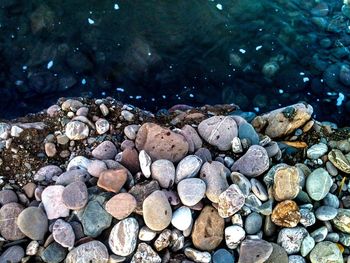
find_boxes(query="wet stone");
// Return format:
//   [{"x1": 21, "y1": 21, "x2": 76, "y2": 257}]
[
  {"x1": 238, "y1": 239, "x2": 273, "y2": 263},
  {"x1": 151, "y1": 159, "x2": 175, "y2": 188},
  {"x1": 52, "y1": 219, "x2": 75, "y2": 248},
  {"x1": 41, "y1": 242, "x2": 67, "y2": 263},
  {"x1": 277, "y1": 227, "x2": 308, "y2": 254},
  {"x1": 245, "y1": 212, "x2": 262, "y2": 234},
  {"x1": 310, "y1": 226, "x2": 328, "y2": 243},
  {"x1": 315, "y1": 206, "x2": 338, "y2": 221},
  {"x1": 65, "y1": 121, "x2": 89, "y2": 140},
  {"x1": 62, "y1": 181, "x2": 88, "y2": 210},
  {"x1": 332, "y1": 208, "x2": 350, "y2": 234},
  {"x1": 65, "y1": 241, "x2": 109, "y2": 263},
  {"x1": 230, "y1": 172, "x2": 251, "y2": 197},
  {"x1": 0, "y1": 202, "x2": 25, "y2": 240},
  {"x1": 0, "y1": 245, "x2": 24, "y2": 263},
  {"x1": 131, "y1": 243, "x2": 161, "y2": 263},
  {"x1": 307, "y1": 143, "x2": 328, "y2": 160},
  {"x1": 271, "y1": 200, "x2": 301, "y2": 227},
  {"x1": 306, "y1": 168, "x2": 332, "y2": 201},
  {"x1": 328, "y1": 149, "x2": 350, "y2": 174},
  {"x1": 177, "y1": 178, "x2": 206, "y2": 206},
  {"x1": 0, "y1": 189, "x2": 18, "y2": 205},
  {"x1": 218, "y1": 184, "x2": 245, "y2": 218},
  {"x1": 17, "y1": 207, "x2": 48, "y2": 240},
  {"x1": 41, "y1": 185, "x2": 69, "y2": 220}
]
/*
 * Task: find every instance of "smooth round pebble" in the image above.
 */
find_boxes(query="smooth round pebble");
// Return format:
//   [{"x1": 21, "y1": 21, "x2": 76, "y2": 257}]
[
  {"x1": 177, "y1": 178, "x2": 206, "y2": 206},
  {"x1": 151, "y1": 159, "x2": 175, "y2": 188},
  {"x1": 62, "y1": 181, "x2": 88, "y2": 210},
  {"x1": 245, "y1": 212, "x2": 262, "y2": 234},
  {"x1": 306, "y1": 168, "x2": 332, "y2": 201},
  {"x1": 225, "y1": 225, "x2": 245, "y2": 249},
  {"x1": 42, "y1": 185, "x2": 70, "y2": 220},
  {"x1": 175, "y1": 155, "x2": 202, "y2": 183},
  {"x1": 52, "y1": 219, "x2": 75, "y2": 248},
  {"x1": 212, "y1": 249, "x2": 234, "y2": 263},
  {"x1": 0, "y1": 202, "x2": 25, "y2": 240},
  {"x1": 0, "y1": 189, "x2": 18, "y2": 205},
  {"x1": 171, "y1": 206, "x2": 192, "y2": 231},
  {"x1": 315, "y1": 206, "x2": 338, "y2": 221},
  {"x1": 92, "y1": 141, "x2": 118, "y2": 160},
  {"x1": 105, "y1": 193, "x2": 137, "y2": 220},
  {"x1": 65, "y1": 241, "x2": 109, "y2": 263},
  {"x1": 17, "y1": 207, "x2": 48, "y2": 240},
  {"x1": 309, "y1": 241, "x2": 343, "y2": 263}
]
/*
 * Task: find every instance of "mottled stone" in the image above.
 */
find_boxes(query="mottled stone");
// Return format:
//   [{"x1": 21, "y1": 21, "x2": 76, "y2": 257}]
[
  {"x1": 271, "y1": 200, "x2": 301, "y2": 227},
  {"x1": 143, "y1": 190, "x2": 172, "y2": 231},
  {"x1": 184, "y1": 248, "x2": 211, "y2": 263},
  {"x1": 67, "y1": 156, "x2": 91, "y2": 171},
  {"x1": 175, "y1": 155, "x2": 202, "y2": 183},
  {"x1": 52, "y1": 219, "x2": 75, "y2": 248},
  {"x1": 192, "y1": 206, "x2": 224, "y2": 251},
  {"x1": 124, "y1": 124, "x2": 140, "y2": 140},
  {"x1": 96, "y1": 118, "x2": 110, "y2": 134},
  {"x1": 139, "y1": 226, "x2": 157, "y2": 241},
  {"x1": 238, "y1": 239, "x2": 273, "y2": 263},
  {"x1": 135, "y1": 123, "x2": 189, "y2": 162},
  {"x1": 177, "y1": 178, "x2": 206, "y2": 206},
  {"x1": 17, "y1": 207, "x2": 48, "y2": 240},
  {"x1": 62, "y1": 181, "x2": 88, "y2": 210},
  {"x1": 65, "y1": 241, "x2": 109, "y2": 263},
  {"x1": 151, "y1": 159, "x2": 175, "y2": 188},
  {"x1": 301, "y1": 234, "x2": 315, "y2": 257},
  {"x1": 154, "y1": 229, "x2": 171, "y2": 251},
  {"x1": 230, "y1": 172, "x2": 251, "y2": 197},
  {"x1": 26, "y1": 241, "x2": 39, "y2": 256},
  {"x1": 0, "y1": 202, "x2": 25, "y2": 240},
  {"x1": 310, "y1": 226, "x2": 328, "y2": 242},
  {"x1": 277, "y1": 227, "x2": 308, "y2": 254},
  {"x1": 92, "y1": 141, "x2": 118, "y2": 160},
  {"x1": 218, "y1": 184, "x2": 245, "y2": 218},
  {"x1": 231, "y1": 145, "x2": 270, "y2": 177},
  {"x1": 87, "y1": 159, "x2": 108, "y2": 177},
  {"x1": 41, "y1": 242, "x2": 67, "y2": 263},
  {"x1": 332, "y1": 208, "x2": 350, "y2": 234},
  {"x1": 131, "y1": 243, "x2": 161, "y2": 263},
  {"x1": 299, "y1": 208, "x2": 316, "y2": 227},
  {"x1": 42, "y1": 185, "x2": 69, "y2": 220},
  {"x1": 309, "y1": 241, "x2": 343, "y2": 263},
  {"x1": 328, "y1": 149, "x2": 350, "y2": 174},
  {"x1": 109, "y1": 217, "x2": 138, "y2": 256},
  {"x1": 198, "y1": 116, "x2": 238, "y2": 151},
  {"x1": 225, "y1": 225, "x2": 245, "y2": 249},
  {"x1": 97, "y1": 169, "x2": 127, "y2": 193},
  {"x1": 65, "y1": 121, "x2": 89, "y2": 140},
  {"x1": 306, "y1": 168, "x2": 332, "y2": 201},
  {"x1": 105, "y1": 193, "x2": 137, "y2": 220},
  {"x1": 0, "y1": 245, "x2": 24, "y2": 263},
  {"x1": 273, "y1": 166, "x2": 300, "y2": 201}
]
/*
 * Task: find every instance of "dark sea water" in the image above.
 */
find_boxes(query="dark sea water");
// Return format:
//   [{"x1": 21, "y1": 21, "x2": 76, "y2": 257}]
[{"x1": 1, "y1": 0, "x2": 350, "y2": 125}]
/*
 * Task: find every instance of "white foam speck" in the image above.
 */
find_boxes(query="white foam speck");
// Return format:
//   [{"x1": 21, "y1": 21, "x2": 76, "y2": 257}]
[
  {"x1": 88, "y1": 18, "x2": 95, "y2": 24},
  {"x1": 336, "y1": 92, "x2": 345, "y2": 106},
  {"x1": 299, "y1": 72, "x2": 305, "y2": 75},
  {"x1": 81, "y1": 78, "x2": 87, "y2": 85},
  {"x1": 278, "y1": 89, "x2": 284, "y2": 94},
  {"x1": 136, "y1": 95, "x2": 142, "y2": 99},
  {"x1": 255, "y1": 45, "x2": 262, "y2": 51},
  {"x1": 216, "y1": 4, "x2": 223, "y2": 10},
  {"x1": 189, "y1": 94, "x2": 194, "y2": 98},
  {"x1": 303, "y1": 77, "x2": 309, "y2": 82},
  {"x1": 148, "y1": 52, "x2": 151, "y2": 56},
  {"x1": 47, "y1": 61, "x2": 53, "y2": 69},
  {"x1": 116, "y1": 88, "x2": 124, "y2": 92},
  {"x1": 254, "y1": 107, "x2": 260, "y2": 112},
  {"x1": 114, "y1": 3, "x2": 119, "y2": 10},
  {"x1": 162, "y1": 95, "x2": 166, "y2": 99},
  {"x1": 239, "y1": 49, "x2": 246, "y2": 54},
  {"x1": 22, "y1": 65, "x2": 27, "y2": 70}
]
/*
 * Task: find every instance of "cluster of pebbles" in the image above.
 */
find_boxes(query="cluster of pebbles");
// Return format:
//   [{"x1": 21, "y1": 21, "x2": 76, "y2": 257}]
[{"x1": 0, "y1": 98, "x2": 350, "y2": 262}]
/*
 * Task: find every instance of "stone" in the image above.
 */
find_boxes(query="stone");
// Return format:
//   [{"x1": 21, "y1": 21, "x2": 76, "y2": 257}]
[
  {"x1": 52, "y1": 219, "x2": 75, "y2": 248},
  {"x1": 265, "y1": 243, "x2": 288, "y2": 263},
  {"x1": 301, "y1": 234, "x2": 315, "y2": 257},
  {"x1": 170, "y1": 229, "x2": 185, "y2": 251},
  {"x1": 97, "y1": 169, "x2": 127, "y2": 193},
  {"x1": 180, "y1": 124, "x2": 203, "y2": 153},
  {"x1": 0, "y1": 202, "x2": 25, "y2": 240},
  {"x1": 10, "y1": 125, "x2": 23, "y2": 137},
  {"x1": 252, "y1": 103, "x2": 313, "y2": 138},
  {"x1": 306, "y1": 168, "x2": 332, "y2": 201},
  {"x1": 128, "y1": 180, "x2": 160, "y2": 214},
  {"x1": 288, "y1": 255, "x2": 306, "y2": 263},
  {"x1": 230, "y1": 172, "x2": 251, "y2": 197},
  {"x1": 34, "y1": 165, "x2": 62, "y2": 182},
  {"x1": 198, "y1": 116, "x2": 238, "y2": 151},
  {"x1": 251, "y1": 178, "x2": 268, "y2": 201},
  {"x1": 23, "y1": 183, "x2": 36, "y2": 198},
  {"x1": 192, "y1": 205, "x2": 224, "y2": 251},
  {"x1": 95, "y1": 118, "x2": 110, "y2": 134},
  {"x1": 154, "y1": 229, "x2": 171, "y2": 251},
  {"x1": 105, "y1": 193, "x2": 137, "y2": 220},
  {"x1": 55, "y1": 169, "x2": 90, "y2": 185},
  {"x1": 41, "y1": 242, "x2": 67, "y2": 263},
  {"x1": 0, "y1": 245, "x2": 24, "y2": 263},
  {"x1": 109, "y1": 217, "x2": 138, "y2": 256},
  {"x1": 65, "y1": 241, "x2": 109, "y2": 263},
  {"x1": 87, "y1": 160, "x2": 107, "y2": 177},
  {"x1": 238, "y1": 239, "x2": 273, "y2": 263},
  {"x1": 175, "y1": 155, "x2": 202, "y2": 183},
  {"x1": 62, "y1": 99, "x2": 83, "y2": 111},
  {"x1": 231, "y1": 145, "x2": 269, "y2": 177},
  {"x1": 323, "y1": 193, "x2": 340, "y2": 208},
  {"x1": 151, "y1": 159, "x2": 175, "y2": 188},
  {"x1": 131, "y1": 243, "x2": 161, "y2": 263},
  {"x1": 62, "y1": 181, "x2": 88, "y2": 210},
  {"x1": 118, "y1": 147, "x2": 140, "y2": 174},
  {"x1": 184, "y1": 248, "x2": 211, "y2": 263},
  {"x1": 271, "y1": 200, "x2": 301, "y2": 227},
  {"x1": 41, "y1": 185, "x2": 69, "y2": 220},
  {"x1": 218, "y1": 184, "x2": 245, "y2": 218},
  {"x1": 328, "y1": 149, "x2": 350, "y2": 174},
  {"x1": 65, "y1": 121, "x2": 89, "y2": 140},
  {"x1": 245, "y1": 212, "x2": 262, "y2": 234},
  {"x1": 310, "y1": 226, "x2": 328, "y2": 242},
  {"x1": 195, "y1": 147, "x2": 212, "y2": 163},
  {"x1": 212, "y1": 249, "x2": 235, "y2": 263},
  {"x1": 124, "y1": 124, "x2": 140, "y2": 140},
  {"x1": 26, "y1": 241, "x2": 39, "y2": 256},
  {"x1": 277, "y1": 227, "x2": 308, "y2": 254},
  {"x1": 273, "y1": 166, "x2": 300, "y2": 201},
  {"x1": 81, "y1": 200, "x2": 112, "y2": 237},
  {"x1": 177, "y1": 178, "x2": 206, "y2": 206},
  {"x1": 339, "y1": 233, "x2": 350, "y2": 246},
  {"x1": 67, "y1": 156, "x2": 91, "y2": 171},
  {"x1": 139, "y1": 226, "x2": 157, "y2": 241},
  {"x1": 299, "y1": 208, "x2": 316, "y2": 227},
  {"x1": 143, "y1": 190, "x2": 172, "y2": 231},
  {"x1": 171, "y1": 206, "x2": 192, "y2": 231},
  {"x1": 309, "y1": 241, "x2": 343, "y2": 263},
  {"x1": 332, "y1": 208, "x2": 350, "y2": 233},
  {"x1": 45, "y1": 142, "x2": 57, "y2": 157},
  {"x1": 307, "y1": 143, "x2": 328, "y2": 159},
  {"x1": 232, "y1": 137, "x2": 243, "y2": 153},
  {"x1": 200, "y1": 161, "x2": 230, "y2": 203},
  {"x1": 225, "y1": 225, "x2": 245, "y2": 249},
  {"x1": 238, "y1": 122, "x2": 259, "y2": 145},
  {"x1": 17, "y1": 207, "x2": 48, "y2": 240},
  {"x1": 135, "y1": 123, "x2": 189, "y2": 162},
  {"x1": 315, "y1": 206, "x2": 338, "y2": 221},
  {"x1": 139, "y1": 150, "x2": 151, "y2": 178},
  {"x1": 92, "y1": 141, "x2": 118, "y2": 160}
]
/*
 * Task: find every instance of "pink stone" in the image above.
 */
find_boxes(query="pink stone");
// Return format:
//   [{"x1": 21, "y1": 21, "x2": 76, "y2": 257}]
[{"x1": 41, "y1": 185, "x2": 70, "y2": 220}]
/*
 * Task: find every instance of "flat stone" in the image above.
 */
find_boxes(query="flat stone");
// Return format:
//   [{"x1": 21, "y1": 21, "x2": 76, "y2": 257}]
[
  {"x1": 65, "y1": 121, "x2": 89, "y2": 140},
  {"x1": 143, "y1": 190, "x2": 172, "y2": 231},
  {"x1": 171, "y1": 206, "x2": 192, "y2": 231},
  {"x1": 332, "y1": 208, "x2": 350, "y2": 234},
  {"x1": 139, "y1": 150, "x2": 151, "y2": 178},
  {"x1": 273, "y1": 166, "x2": 300, "y2": 201},
  {"x1": 310, "y1": 226, "x2": 328, "y2": 242},
  {"x1": 41, "y1": 242, "x2": 67, "y2": 263},
  {"x1": 109, "y1": 217, "x2": 138, "y2": 256},
  {"x1": 231, "y1": 145, "x2": 269, "y2": 177},
  {"x1": 17, "y1": 207, "x2": 48, "y2": 240},
  {"x1": 252, "y1": 103, "x2": 313, "y2": 138},
  {"x1": 218, "y1": 184, "x2": 245, "y2": 218},
  {"x1": 0, "y1": 202, "x2": 25, "y2": 240},
  {"x1": 62, "y1": 181, "x2": 88, "y2": 210},
  {"x1": 55, "y1": 169, "x2": 90, "y2": 185},
  {"x1": 177, "y1": 178, "x2": 206, "y2": 206},
  {"x1": 212, "y1": 249, "x2": 235, "y2": 263},
  {"x1": 81, "y1": 200, "x2": 112, "y2": 237},
  {"x1": 180, "y1": 124, "x2": 203, "y2": 153},
  {"x1": 65, "y1": 241, "x2": 109, "y2": 263},
  {"x1": 315, "y1": 206, "x2": 338, "y2": 221},
  {"x1": 135, "y1": 123, "x2": 189, "y2": 162},
  {"x1": 245, "y1": 212, "x2": 262, "y2": 234},
  {"x1": 131, "y1": 243, "x2": 161, "y2": 263},
  {"x1": 309, "y1": 241, "x2": 343, "y2": 263},
  {"x1": 151, "y1": 159, "x2": 175, "y2": 188},
  {"x1": 251, "y1": 178, "x2": 268, "y2": 201},
  {"x1": 175, "y1": 155, "x2": 202, "y2": 183},
  {"x1": 184, "y1": 248, "x2": 211, "y2": 263},
  {"x1": 265, "y1": 243, "x2": 288, "y2": 263},
  {"x1": 271, "y1": 200, "x2": 301, "y2": 227},
  {"x1": 277, "y1": 227, "x2": 308, "y2": 254},
  {"x1": 192, "y1": 205, "x2": 224, "y2": 251},
  {"x1": 238, "y1": 122, "x2": 259, "y2": 145},
  {"x1": 328, "y1": 149, "x2": 350, "y2": 174},
  {"x1": 306, "y1": 168, "x2": 332, "y2": 201},
  {"x1": 34, "y1": 165, "x2": 62, "y2": 182},
  {"x1": 238, "y1": 239, "x2": 273, "y2": 263},
  {"x1": 0, "y1": 190, "x2": 18, "y2": 205},
  {"x1": 230, "y1": 172, "x2": 251, "y2": 197},
  {"x1": 0, "y1": 245, "x2": 24, "y2": 263},
  {"x1": 105, "y1": 193, "x2": 137, "y2": 220},
  {"x1": 128, "y1": 180, "x2": 160, "y2": 214},
  {"x1": 225, "y1": 225, "x2": 245, "y2": 249},
  {"x1": 92, "y1": 141, "x2": 118, "y2": 160},
  {"x1": 198, "y1": 116, "x2": 238, "y2": 151},
  {"x1": 200, "y1": 161, "x2": 230, "y2": 203},
  {"x1": 52, "y1": 219, "x2": 75, "y2": 248},
  {"x1": 307, "y1": 143, "x2": 328, "y2": 159},
  {"x1": 41, "y1": 185, "x2": 69, "y2": 220},
  {"x1": 301, "y1": 234, "x2": 315, "y2": 257},
  {"x1": 97, "y1": 169, "x2": 127, "y2": 193},
  {"x1": 87, "y1": 160, "x2": 107, "y2": 177}
]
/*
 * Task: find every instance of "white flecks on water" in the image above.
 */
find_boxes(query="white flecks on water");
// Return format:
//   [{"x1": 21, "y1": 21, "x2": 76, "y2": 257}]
[
  {"x1": 255, "y1": 45, "x2": 262, "y2": 51},
  {"x1": 162, "y1": 95, "x2": 167, "y2": 99},
  {"x1": 254, "y1": 107, "x2": 260, "y2": 112},
  {"x1": 336, "y1": 92, "x2": 345, "y2": 106},
  {"x1": 116, "y1": 87, "x2": 125, "y2": 92},
  {"x1": 22, "y1": 65, "x2": 27, "y2": 70},
  {"x1": 216, "y1": 4, "x2": 223, "y2": 10},
  {"x1": 88, "y1": 18, "x2": 95, "y2": 24},
  {"x1": 47, "y1": 60, "x2": 53, "y2": 69},
  {"x1": 303, "y1": 77, "x2": 309, "y2": 82},
  {"x1": 299, "y1": 72, "x2": 305, "y2": 76},
  {"x1": 278, "y1": 89, "x2": 284, "y2": 94},
  {"x1": 239, "y1": 49, "x2": 246, "y2": 54},
  {"x1": 135, "y1": 95, "x2": 142, "y2": 99},
  {"x1": 114, "y1": 3, "x2": 120, "y2": 10},
  {"x1": 189, "y1": 93, "x2": 194, "y2": 98},
  {"x1": 81, "y1": 78, "x2": 87, "y2": 85}
]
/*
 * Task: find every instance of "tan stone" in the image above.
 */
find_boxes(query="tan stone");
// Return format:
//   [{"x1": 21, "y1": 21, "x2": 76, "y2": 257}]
[
  {"x1": 271, "y1": 200, "x2": 301, "y2": 227},
  {"x1": 105, "y1": 193, "x2": 137, "y2": 220},
  {"x1": 192, "y1": 205, "x2": 225, "y2": 251},
  {"x1": 97, "y1": 169, "x2": 127, "y2": 193},
  {"x1": 273, "y1": 166, "x2": 300, "y2": 201},
  {"x1": 328, "y1": 149, "x2": 350, "y2": 174}
]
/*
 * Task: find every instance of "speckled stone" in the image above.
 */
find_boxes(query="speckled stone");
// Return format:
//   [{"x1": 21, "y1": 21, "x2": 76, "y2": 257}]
[
  {"x1": 277, "y1": 227, "x2": 308, "y2": 254},
  {"x1": 177, "y1": 178, "x2": 206, "y2": 206},
  {"x1": 65, "y1": 241, "x2": 109, "y2": 263},
  {"x1": 309, "y1": 241, "x2": 343, "y2": 263},
  {"x1": 328, "y1": 149, "x2": 350, "y2": 174},
  {"x1": 332, "y1": 208, "x2": 350, "y2": 234},
  {"x1": 91, "y1": 140, "x2": 118, "y2": 160},
  {"x1": 52, "y1": 219, "x2": 75, "y2": 248},
  {"x1": 265, "y1": 243, "x2": 288, "y2": 263},
  {"x1": 238, "y1": 239, "x2": 273, "y2": 263},
  {"x1": 273, "y1": 166, "x2": 300, "y2": 201},
  {"x1": 185, "y1": 248, "x2": 211, "y2": 263},
  {"x1": 41, "y1": 185, "x2": 69, "y2": 220},
  {"x1": 131, "y1": 243, "x2": 161, "y2": 263},
  {"x1": 65, "y1": 121, "x2": 89, "y2": 140},
  {"x1": 0, "y1": 202, "x2": 25, "y2": 240},
  {"x1": 306, "y1": 168, "x2": 332, "y2": 201},
  {"x1": 218, "y1": 184, "x2": 245, "y2": 218},
  {"x1": 271, "y1": 200, "x2": 301, "y2": 227},
  {"x1": 95, "y1": 118, "x2": 110, "y2": 134},
  {"x1": 175, "y1": 155, "x2": 202, "y2": 183},
  {"x1": 225, "y1": 225, "x2": 245, "y2": 249}
]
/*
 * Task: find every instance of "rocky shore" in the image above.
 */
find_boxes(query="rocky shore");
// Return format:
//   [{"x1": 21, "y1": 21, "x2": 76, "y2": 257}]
[{"x1": 0, "y1": 98, "x2": 350, "y2": 262}]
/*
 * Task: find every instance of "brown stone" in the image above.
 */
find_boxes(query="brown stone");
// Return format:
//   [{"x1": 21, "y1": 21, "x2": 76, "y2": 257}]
[
  {"x1": 128, "y1": 180, "x2": 160, "y2": 214},
  {"x1": 273, "y1": 166, "x2": 300, "y2": 201},
  {"x1": 23, "y1": 183, "x2": 36, "y2": 199},
  {"x1": 119, "y1": 148, "x2": 140, "y2": 174},
  {"x1": 135, "y1": 123, "x2": 189, "y2": 162},
  {"x1": 105, "y1": 193, "x2": 137, "y2": 220},
  {"x1": 45, "y1": 142, "x2": 57, "y2": 157},
  {"x1": 97, "y1": 169, "x2": 127, "y2": 193},
  {"x1": 0, "y1": 202, "x2": 25, "y2": 240},
  {"x1": 192, "y1": 205, "x2": 225, "y2": 251},
  {"x1": 271, "y1": 200, "x2": 301, "y2": 227}
]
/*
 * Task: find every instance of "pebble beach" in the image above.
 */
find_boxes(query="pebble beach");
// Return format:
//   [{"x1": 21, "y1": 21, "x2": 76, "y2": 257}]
[{"x1": 0, "y1": 98, "x2": 349, "y2": 262}]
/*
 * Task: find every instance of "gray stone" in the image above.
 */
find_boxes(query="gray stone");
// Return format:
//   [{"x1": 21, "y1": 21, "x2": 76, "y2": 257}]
[
  {"x1": 288, "y1": 255, "x2": 306, "y2": 263},
  {"x1": 62, "y1": 181, "x2": 88, "y2": 210},
  {"x1": 245, "y1": 212, "x2": 262, "y2": 234},
  {"x1": 277, "y1": 227, "x2": 308, "y2": 254},
  {"x1": 41, "y1": 242, "x2": 67, "y2": 263},
  {"x1": 0, "y1": 202, "x2": 25, "y2": 241},
  {"x1": 301, "y1": 235, "x2": 315, "y2": 257},
  {"x1": 17, "y1": 207, "x2": 48, "y2": 240},
  {"x1": 82, "y1": 201, "x2": 112, "y2": 237},
  {"x1": 41, "y1": 185, "x2": 69, "y2": 220},
  {"x1": 238, "y1": 122, "x2": 259, "y2": 145},
  {"x1": 91, "y1": 141, "x2": 118, "y2": 160},
  {"x1": 265, "y1": 243, "x2": 288, "y2": 263},
  {"x1": 230, "y1": 172, "x2": 251, "y2": 197},
  {"x1": 52, "y1": 219, "x2": 75, "y2": 248},
  {"x1": 0, "y1": 245, "x2": 24, "y2": 263},
  {"x1": 175, "y1": 155, "x2": 202, "y2": 183},
  {"x1": 315, "y1": 206, "x2": 338, "y2": 221},
  {"x1": 65, "y1": 241, "x2": 109, "y2": 263},
  {"x1": 310, "y1": 226, "x2": 328, "y2": 242},
  {"x1": 151, "y1": 159, "x2": 175, "y2": 188},
  {"x1": 238, "y1": 239, "x2": 273, "y2": 263},
  {"x1": 299, "y1": 208, "x2": 316, "y2": 227},
  {"x1": 251, "y1": 178, "x2": 268, "y2": 201},
  {"x1": 323, "y1": 193, "x2": 340, "y2": 208},
  {"x1": 309, "y1": 241, "x2": 343, "y2": 263},
  {"x1": 177, "y1": 178, "x2": 206, "y2": 206},
  {"x1": 0, "y1": 190, "x2": 18, "y2": 205},
  {"x1": 34, "y1": 165, "x2": 62, "y2": 182},
  {"x1": 306, "y1": 168, "x2": 332, "y2": 201},
  {"x1": 55, "y1": 169, "x2": 90, "y2": 185},
  {"x1": 307, "y1": 143, "x2": 328, "y2": 159}
]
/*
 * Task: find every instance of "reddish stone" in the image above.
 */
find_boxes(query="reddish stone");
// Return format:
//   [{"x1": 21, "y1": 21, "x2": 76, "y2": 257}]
[
  {"x1": 105, "y1": 193, "x2": 137, "y2": 220},
  {"x1": 119, "y1": 148, "x2": 140, "y2": 174},
  {"x1": 97, "y1": 169, "x2": 127, "y2": 193}
]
